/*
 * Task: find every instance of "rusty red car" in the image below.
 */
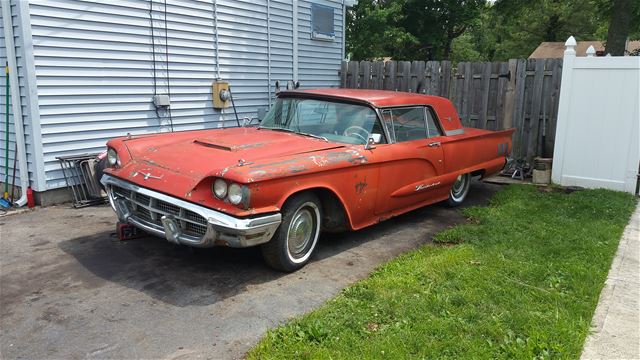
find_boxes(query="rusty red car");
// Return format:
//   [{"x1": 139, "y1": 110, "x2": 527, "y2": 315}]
[{"x1": 101, "y1": 89, "x2": 514, "y2": 271}]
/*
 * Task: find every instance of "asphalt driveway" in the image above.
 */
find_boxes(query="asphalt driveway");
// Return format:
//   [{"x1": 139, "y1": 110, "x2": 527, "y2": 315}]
[{"x1": 0, "y1": 182, "x2": 499, "y2": 359}]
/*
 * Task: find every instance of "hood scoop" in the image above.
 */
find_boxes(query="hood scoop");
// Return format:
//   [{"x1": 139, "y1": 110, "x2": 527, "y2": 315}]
[
  {"x1": 194, "y1": 139, "x2": 234, "y2": 151},
  {"x1": 193, "y1": 138, "x2": 269, "y2": 152}
]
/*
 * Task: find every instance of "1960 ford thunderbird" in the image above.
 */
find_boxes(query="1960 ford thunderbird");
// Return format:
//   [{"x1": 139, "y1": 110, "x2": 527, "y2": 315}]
[{"x1": 101, "y1": 89, "x2": 514, "y2": 271}]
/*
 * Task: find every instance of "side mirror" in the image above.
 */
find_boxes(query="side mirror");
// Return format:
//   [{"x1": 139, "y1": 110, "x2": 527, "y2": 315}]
[{"x1": 365, "y1": 133, "x2": 381, "y2": 150}]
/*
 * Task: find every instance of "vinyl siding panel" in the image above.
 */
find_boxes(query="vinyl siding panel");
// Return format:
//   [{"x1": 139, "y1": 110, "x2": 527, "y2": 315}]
[
  {"x1": 6, "y1": 0, "x2": 345, "y2": 190},
  {"x1": 298, "y1": 0, "x2": 342, "y2": 88},
  {"x1": 0, "y1": 1, "x2": 36, "y2": 189}
]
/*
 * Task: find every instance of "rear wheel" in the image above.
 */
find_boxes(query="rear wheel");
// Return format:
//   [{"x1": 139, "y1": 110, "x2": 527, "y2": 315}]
[
  {"x1": 447, "y1": 173, "x2": 471, "y2": 207},
  {"x1": 261, "y1": 193, "x2": 321, "y2": 272}
]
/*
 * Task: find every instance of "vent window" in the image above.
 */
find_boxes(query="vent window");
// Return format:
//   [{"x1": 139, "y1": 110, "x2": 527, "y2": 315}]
[{"x1": 311, "y1": 3, "x2": 335, "y2": 41}]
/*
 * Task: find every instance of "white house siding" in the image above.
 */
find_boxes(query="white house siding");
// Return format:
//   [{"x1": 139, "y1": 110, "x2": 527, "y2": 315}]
[
  {"x1": 298, "y1": 0, "x2": 343, "y2": 88},
  {"x1": 2, "y1": 0, "x2": 346, "y2": 191},
  {"x1": 0, "y1": 1, "x2": 36, "y2": 189}
]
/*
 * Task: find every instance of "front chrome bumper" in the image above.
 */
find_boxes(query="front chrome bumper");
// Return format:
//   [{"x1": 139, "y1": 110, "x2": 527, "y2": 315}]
[{"x1": 100, "y1": 174, "x2": 281, "y2": 248}]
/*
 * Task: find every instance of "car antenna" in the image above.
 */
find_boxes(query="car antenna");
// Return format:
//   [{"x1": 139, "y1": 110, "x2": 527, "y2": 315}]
[{"x1": 228, "y1": 85, "x2": 242, "y2": 127}]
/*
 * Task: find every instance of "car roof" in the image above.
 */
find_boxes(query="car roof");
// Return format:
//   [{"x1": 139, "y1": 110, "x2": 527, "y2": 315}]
[{"x1": 279, "y1": 88, "x2": 451, "y2": 108}]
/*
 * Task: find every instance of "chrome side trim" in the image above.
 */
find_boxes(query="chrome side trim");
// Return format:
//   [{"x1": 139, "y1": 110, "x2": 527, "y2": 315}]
[
  {"x1": 445, "y1": 128, "x2": 465, "y2": 136},
  {"x1": 101, "y1": 174, "x2": 282, "y2": 248}
]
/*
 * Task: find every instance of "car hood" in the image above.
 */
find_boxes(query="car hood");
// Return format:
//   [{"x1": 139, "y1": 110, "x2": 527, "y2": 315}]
[{"x1": 122, "y1": 127, "x2": 345, "y2": 180}]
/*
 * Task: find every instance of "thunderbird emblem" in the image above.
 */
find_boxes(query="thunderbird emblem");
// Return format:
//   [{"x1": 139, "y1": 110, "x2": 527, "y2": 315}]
[{"x1": 133, "y1": 171, "x2": 163, "y2": 180}]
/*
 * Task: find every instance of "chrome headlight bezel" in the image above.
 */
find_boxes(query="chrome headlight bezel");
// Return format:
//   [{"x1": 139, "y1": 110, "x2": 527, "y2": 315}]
[{"x1": 213, "y1": 179, "x2": 228, "y2": 199}]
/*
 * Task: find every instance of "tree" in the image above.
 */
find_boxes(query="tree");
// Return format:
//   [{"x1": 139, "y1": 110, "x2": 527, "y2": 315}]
[
  {"x1": 346, "y1": 0, "x2": 485, "y2": 60},
  {"x1": 605, "y1": 0, "x2": 634, "y2": 55}
]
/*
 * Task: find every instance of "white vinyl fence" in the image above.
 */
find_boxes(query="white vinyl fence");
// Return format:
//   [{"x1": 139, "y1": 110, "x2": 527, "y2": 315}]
[{"x1": 552, "y1": 36, "x2": 640, "y2": 194}]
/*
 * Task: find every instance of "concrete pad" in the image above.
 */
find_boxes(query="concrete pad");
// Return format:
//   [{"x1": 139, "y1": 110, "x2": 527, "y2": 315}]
[
  {"x1": 581, "y1": 203, "x2": 640, "y2": 360},
  {"x1": 0, "y1": 182, "x2": 500, "y2": 359}
]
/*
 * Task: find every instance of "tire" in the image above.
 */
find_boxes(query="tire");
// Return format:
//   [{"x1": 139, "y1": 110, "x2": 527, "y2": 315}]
[
  {"x1": 447, "y1": 173, "x2": 471, "y2": 207},
  {"x1": 261, "y1": 193, "x2": 322, "y2": 272}
]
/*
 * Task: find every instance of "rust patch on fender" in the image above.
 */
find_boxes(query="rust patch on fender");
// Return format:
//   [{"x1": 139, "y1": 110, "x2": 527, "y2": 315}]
[
  {"x1": 355, "y1": 177, "x2": 368, "y2": 194},
  {"x1": 288, "y1": 165, "x2": 307, "y2": 174}
]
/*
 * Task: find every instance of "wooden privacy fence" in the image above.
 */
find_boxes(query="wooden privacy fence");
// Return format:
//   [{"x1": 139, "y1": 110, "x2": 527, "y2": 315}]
[{"x1": 339, "y1": 59, "x2": 563, "y2": 161}]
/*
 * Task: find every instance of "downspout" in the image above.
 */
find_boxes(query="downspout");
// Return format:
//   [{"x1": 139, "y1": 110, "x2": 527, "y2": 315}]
[
  {"x1": 341, "y1": 3, "x2": 346, "y2": 60},
  {"x1": 213, "y1": 0, "x2": 225, "y2": 123},
  {"x1": 292, "y1": 0, "x2": 298, "y2": 83},
  {"x1": 266, "y1": 0, "x2": 271, "y2": 107},
  {"x1": 1, "y1": 1, "x2": 29, "y2": 207}
]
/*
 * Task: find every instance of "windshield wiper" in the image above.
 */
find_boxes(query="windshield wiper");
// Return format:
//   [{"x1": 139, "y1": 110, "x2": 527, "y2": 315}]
[
  {"x1": 297, "y1": 132, "x2": 328, "y2": 142},
  {"x1": 260, "y1": 126, "x2": 295, "y2": 133},
  {"x1": 260, "y1": 127, "x2": 328, "y2": 142}
]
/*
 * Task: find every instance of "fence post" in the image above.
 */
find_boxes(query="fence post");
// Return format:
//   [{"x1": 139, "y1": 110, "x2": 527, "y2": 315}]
[
  {"x1": 383, "y1": 61, "x2": 396, "y2": 90},
  {"x1": 371, "y1": 61, "x2": 384, "y2": 89},
  {"x1": 361, "y1": 61, "x2": 371, "y2": 89},
  {"x1": 527, "y1": 59, "x2": 546, "y2": 160},
  {"x1": 502, "y1": 59, "x2": 517, "y2": 129},
  {"x1": 479, "y1": 62, "x2": 492, "y2": 129},
  {"x1": 440, "y1": 61, "x2": 452, "y2": 97},
  {"x1": 551, "y1": 36, "x2": 577, "y2": 184}
]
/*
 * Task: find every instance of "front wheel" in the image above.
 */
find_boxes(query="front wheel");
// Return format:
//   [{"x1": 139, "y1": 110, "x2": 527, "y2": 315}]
[
  {"x1": 447, "y1": 173, "x2": 471, "y2": 207},
  {"x1": 261, "y1": 193, "x2": 322, "y2": 272}
]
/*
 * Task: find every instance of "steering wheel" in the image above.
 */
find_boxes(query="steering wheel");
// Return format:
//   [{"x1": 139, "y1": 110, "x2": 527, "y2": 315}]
[{"x1": 343, "y1": 125, "x2": 370, "y2": 144}]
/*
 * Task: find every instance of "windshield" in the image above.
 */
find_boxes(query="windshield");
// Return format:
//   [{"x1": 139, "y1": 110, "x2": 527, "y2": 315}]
[{"x1": 260, "y1": 97, "x2": 386, "y2": 145}]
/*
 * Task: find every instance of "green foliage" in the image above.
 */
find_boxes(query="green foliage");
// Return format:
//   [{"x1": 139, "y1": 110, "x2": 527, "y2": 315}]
[
  {"x1": 483, "y1": 0, "x2": 610, "y2": 60},
  {"x1": 249, "y1": 186, "x2": 637, "y2": 359},
  {"x1": 346, "y1": 0, "x2": 639, "y2": 61},
  {"x1": 346, "y1": 0, "x2": 485, "y2": 60}
]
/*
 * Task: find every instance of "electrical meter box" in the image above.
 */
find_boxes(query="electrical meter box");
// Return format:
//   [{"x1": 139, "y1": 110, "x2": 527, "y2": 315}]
[{"x1": 212, "y1": 80, "x2": 230, "y2": 109}]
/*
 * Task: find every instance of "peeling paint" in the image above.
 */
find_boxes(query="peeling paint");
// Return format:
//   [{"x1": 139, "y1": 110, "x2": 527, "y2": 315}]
[
  {"x1": 232, "y1": 142, "x2": 268, "y2": 151},
  {"x1": 288, "y1": 165, "x2": 307, "y2": 174}
]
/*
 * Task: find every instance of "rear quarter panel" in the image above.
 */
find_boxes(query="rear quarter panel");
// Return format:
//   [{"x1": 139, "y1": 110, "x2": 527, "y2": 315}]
[{"x1": 442, "y1": 128, "x2": 515, "y2": 176}]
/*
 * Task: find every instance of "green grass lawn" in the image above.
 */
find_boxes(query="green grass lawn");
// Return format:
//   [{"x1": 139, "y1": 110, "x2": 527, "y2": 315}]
[{"x1": 248, "y1": 185, "x2": 637, "y2": 359}]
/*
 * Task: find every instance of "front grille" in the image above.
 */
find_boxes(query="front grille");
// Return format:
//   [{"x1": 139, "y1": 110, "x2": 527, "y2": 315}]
[{"x1": 112, "y1": 185, "x2": 208, "y2": 238}]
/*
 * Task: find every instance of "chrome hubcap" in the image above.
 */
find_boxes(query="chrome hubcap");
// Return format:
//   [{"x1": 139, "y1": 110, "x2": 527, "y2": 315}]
[
  {"x1": 451, "y1": 175, "x2": 467, "y2": 198},
  {"x1": 287, "y1": 207, "x2": 314, "y2": 259}
]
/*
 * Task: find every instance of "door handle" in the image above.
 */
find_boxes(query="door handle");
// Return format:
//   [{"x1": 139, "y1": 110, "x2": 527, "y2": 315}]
[{"x1": 427, "y1": 141, "x2": 441, "y2": 147}]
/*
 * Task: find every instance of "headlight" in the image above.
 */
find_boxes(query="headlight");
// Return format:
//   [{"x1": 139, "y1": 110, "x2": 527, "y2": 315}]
[
  {"x1": 107, "y1": 148, "x2": 120, "y2": 167},
  {"x1": 213, "y1": 179, "x2": 228, "y2": 199},
  {"x1": 227, "y1": 183, "x2": 243, "y2": 205}
]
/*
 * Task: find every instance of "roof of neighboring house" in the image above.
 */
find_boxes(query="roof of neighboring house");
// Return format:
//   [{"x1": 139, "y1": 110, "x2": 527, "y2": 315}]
[{"x1": 529, "y1": 40, "x2": 640, "y2": 58}]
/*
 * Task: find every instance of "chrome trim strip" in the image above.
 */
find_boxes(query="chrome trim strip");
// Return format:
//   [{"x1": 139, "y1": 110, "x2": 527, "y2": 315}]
[
  {"x1": 101, "y1": 174, "x2": 282, "y2": 248},
  {"x1": 445, "y1": 128, "x2": 465, "y2": 136}
]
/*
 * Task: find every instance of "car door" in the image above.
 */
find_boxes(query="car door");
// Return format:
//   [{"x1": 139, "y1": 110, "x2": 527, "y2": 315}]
[{"x1": 372, "y1": 106, "x2": 445, "y2": 215}]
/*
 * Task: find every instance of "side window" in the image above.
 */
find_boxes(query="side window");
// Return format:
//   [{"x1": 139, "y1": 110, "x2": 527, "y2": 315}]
[
  {"x1": 425, "y1": 108, "x2": 442, "y2": 138},
  {"x1": 381, "y1": 107, "x2": 428, "y2": 142}
]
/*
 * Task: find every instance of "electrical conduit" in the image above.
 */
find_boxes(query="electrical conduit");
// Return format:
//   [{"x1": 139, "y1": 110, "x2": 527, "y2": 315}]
[
  {"x1": 4, "y1": 62, "x2": 8, "y2": 199},
  {"x1": 1, "y1": 1, "x2": 30, "y2": 207}
]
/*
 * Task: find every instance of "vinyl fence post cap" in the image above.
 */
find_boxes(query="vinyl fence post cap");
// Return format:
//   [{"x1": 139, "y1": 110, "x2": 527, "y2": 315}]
[{"x1": 564, "y1": 36, "x2": 577, "y2": 56}]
